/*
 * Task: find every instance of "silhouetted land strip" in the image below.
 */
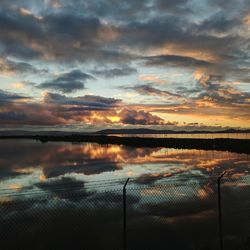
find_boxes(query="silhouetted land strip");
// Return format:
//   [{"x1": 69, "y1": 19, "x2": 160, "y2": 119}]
[
  {"x1": 0, "y1": 135, "x2": 250, "y2": 154},
  {"x1": 96, "y1": 128, "x2": 250, "y2": 134}
]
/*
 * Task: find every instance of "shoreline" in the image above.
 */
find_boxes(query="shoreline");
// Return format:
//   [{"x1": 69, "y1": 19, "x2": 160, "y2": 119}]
[{"x1": 0, "y1": 135, "x2": 250, "y2": 154}]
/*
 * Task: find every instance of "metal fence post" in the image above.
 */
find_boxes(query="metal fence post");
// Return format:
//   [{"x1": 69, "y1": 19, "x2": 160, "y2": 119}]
[
  {"x1": 217, "y1": 171, "x2": 226, "y2": 250},
  {"x1": 123, "y1": 178, "x2": 130, "y2": 250}
]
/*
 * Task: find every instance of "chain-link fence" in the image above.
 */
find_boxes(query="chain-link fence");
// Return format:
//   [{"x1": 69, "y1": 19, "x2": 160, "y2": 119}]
[
  {"x1": 126, "y1": 177, "x2": 219, "y2": 250},
  {"x1": 220, "y1": 176, "x2": 250, "y2": 250},
  {"x1": 0, "y1": 174, "x2": 250, "y2": 250}
]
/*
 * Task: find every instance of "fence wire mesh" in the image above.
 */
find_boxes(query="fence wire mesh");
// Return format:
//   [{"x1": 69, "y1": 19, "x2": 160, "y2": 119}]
[
  {"x1": 220, "y1": 175, "x2": 250, "y2": 250},
  {"x1": 0, "y1": 175, "x2": 250, "y2": 250},
  {"x1": 126, "y1": 178, "x2": 219, "y2": 250}
]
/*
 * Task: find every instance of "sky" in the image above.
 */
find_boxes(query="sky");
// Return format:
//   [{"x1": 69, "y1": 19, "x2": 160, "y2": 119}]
[{"x1": 0, "y1": 0, "x2": 249, "y2": 131}]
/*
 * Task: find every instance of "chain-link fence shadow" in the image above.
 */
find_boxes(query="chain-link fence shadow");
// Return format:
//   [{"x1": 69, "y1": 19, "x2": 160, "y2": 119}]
[
  {"x1": 0, "y1": 179, "x2": 125, "y2": 250},
  {"x1": 126, "y1": 177, "x2": 219, "y2": 250},
  {"x1": 220, "y1": 175, "x2": 250, "y2": 250},
  {"x1": 0, "y1": 175, "x2": 250, "y2": 250}
]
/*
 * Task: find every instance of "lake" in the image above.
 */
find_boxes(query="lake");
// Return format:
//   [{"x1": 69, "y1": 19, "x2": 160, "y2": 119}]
[
  {"x1": 109, "y1": 133, "x2": 250, "y2": 139},
  {"x1": 0, "y1": 139, "x2": 250, "y2": 249}
]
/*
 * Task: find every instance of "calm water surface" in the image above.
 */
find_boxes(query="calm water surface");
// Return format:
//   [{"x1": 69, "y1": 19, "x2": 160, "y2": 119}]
[
  {"x1": 0, "y1": 139, "x2": 249, "y2": 192},
  {"x1": 111, "y1": 133, "x2": 250, "y2": 139},
  {"x1": 0, "y1": 140, "x2": 250, "y2": 250}
]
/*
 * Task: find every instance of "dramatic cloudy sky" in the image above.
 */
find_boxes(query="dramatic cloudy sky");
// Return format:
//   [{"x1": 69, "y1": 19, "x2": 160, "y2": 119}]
[{"x1": 0, "y1": 0, "x2": 249, "y2": 131}]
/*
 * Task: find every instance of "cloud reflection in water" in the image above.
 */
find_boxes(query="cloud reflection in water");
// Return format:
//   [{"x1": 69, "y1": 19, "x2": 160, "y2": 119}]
[{"x1": 0, "y1": 140, "x2": 249, "y2": 249}]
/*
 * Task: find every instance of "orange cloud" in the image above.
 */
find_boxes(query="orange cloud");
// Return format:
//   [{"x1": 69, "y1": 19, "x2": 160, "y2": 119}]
[
  {"x1": 19, "y1": 8, "x2": 33, "y2": 16},
  {"x1": 11, "y1": 82, "x2": 25, "y2": 89},
  {"x1": 139, "y1": 74, "x2": 168, "y2": 84},
  {"x1": 152, "y1": 43, "x2": 221, "y2": 63}
]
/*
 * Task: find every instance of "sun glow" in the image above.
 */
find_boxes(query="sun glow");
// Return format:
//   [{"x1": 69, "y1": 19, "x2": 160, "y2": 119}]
[{"x1": 107, "y1": 116, "x2": 120, "y2": 123}]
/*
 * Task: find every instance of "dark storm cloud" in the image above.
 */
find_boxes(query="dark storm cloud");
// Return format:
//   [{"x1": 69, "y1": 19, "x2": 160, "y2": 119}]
[
  {"x1": 91, "y1": 66, "x2": 137, "y2": 78},
  {"x1": 0, "y1": 89, "x2": 30, "y2": 102},
  {"x1": 0, "y1": 7, "x2": 131, "y2": 63},
  {"x1": 196, "y1": 74, "x2": 250, "y2": 105},
  {"x1": 0, "y1": 10, "x2": 42, "y2": 59},
  {"x1": 121, "y1": 15, "x2": 184, "y2": 48},
  {"x1": 0, "y1": 2, "x2": 238, "y2": 62},
  {"x1": 0, "y1": 94, "x2": 65, "y2": 125},
  {"x1": 209, "y1": 0, "x2": 249, "y2": 10},
  {"x1": 51, "y1": 0, "x2": 191, "y2": 22},
  {"x1": 0, "y1": 0, "x2": 248, "y2": 79},
  {"x1": 44, "y1": 14, "x2": 100, "y2": 38},
  {"x1": 44, "y1": 92, "x2": 121, "y2": 109},
  {"x1": 116, "y1": 6, "x2": 248, "y2": 81},
  {"x1": 0, "y1": 111, "x2": 27, "y2": 121},
  {"x1": 154, "y1": 0, "x2": 189, "y2": 11},
  {"x1": 0, "y1": 57, "x2": 46, "y2": 75},
  {"x1": 0, "y1": 106, "x2": 63, "y2": 126},
  {"x1": 119, "y1": 109, "x2": 164, "y2": 125},
  {"x1": 37, "y1": 70, "x2": 93, "y2": 93},
  {"x1": 122, "y1": 84, "x2": 183, "y2": 99},
  {"x1": 0, "y1": 88, "x2": 167, "y2": 126},
  {"x1": 196, "y1": 13, "x2": 240, "y2": 34},
  {"x1": 175, "y1": 86, "x2": 203, "y2": 97},
  {"x1": 144, "y1": 55, "x2": 211, "y2": 68},
  {"x1": 1, "y1": 41, "x2": 41, "y2": 59},
  {"x1": 120, "y1": 14, "x2": 239, "y2": 56}
]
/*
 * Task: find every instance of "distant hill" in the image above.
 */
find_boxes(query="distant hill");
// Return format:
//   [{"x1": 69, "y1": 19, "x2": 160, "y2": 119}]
[
  {"x1": 0, "y1": 128, "x2": 249, "y2": 137},
  {"x1": 95, "y1": 128, "x2": 250, "y2": 134}
]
